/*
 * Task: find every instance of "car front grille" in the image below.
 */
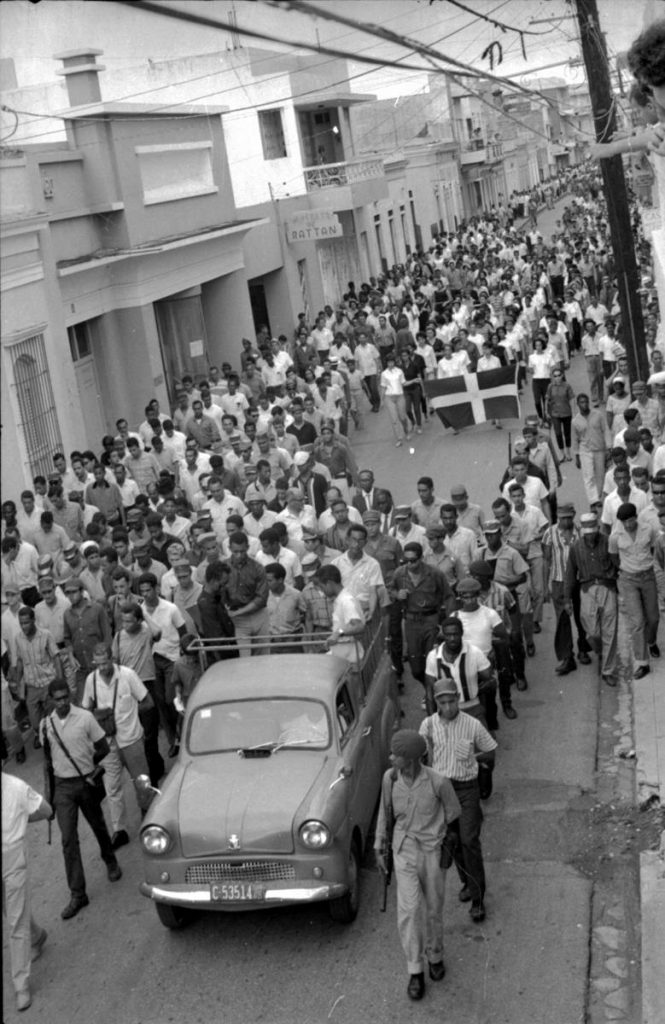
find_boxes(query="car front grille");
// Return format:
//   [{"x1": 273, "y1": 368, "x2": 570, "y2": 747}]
[{"x1": 185, "y1": 861, "x2": 297, "y2": 884}]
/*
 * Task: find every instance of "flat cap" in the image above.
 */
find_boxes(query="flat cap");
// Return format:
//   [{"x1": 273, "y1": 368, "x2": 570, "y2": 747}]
[
  {"x1": 457, "y1": 577, "x2": 481, "y2": 595},
  {"x1": 394, "y1": 505, "x2": 412, "y2": 519}
]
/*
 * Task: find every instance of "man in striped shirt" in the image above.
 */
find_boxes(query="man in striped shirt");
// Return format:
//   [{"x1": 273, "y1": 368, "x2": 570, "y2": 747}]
[{"x1": 420, "y1": 676, "x2": 497, "y2": 923}]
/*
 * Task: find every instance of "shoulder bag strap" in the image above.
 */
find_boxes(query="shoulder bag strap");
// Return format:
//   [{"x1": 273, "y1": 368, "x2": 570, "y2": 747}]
[{"x1": 47, "y1": 713, "x2": 87, "y2": 780}]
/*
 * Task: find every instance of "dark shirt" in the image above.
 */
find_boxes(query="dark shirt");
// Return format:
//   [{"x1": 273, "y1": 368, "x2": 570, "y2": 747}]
[
  {"x1": 392, "y1": 562, "x2": 454, "y2": 617},
  {"x1": 565, "y1": 534, "x2": 617, "y2": 598},
  {"x1": 195, "y1": 590, "x2": 238, "y2": 662},
  {"x1": 225, "y1": 557, "x2": 268, "y2": 611},
  {"x1": 63, "y1": 601, "x2": 112, "y2": 672},
  {"x1": 287, "y1": 421, "x2": 318, "y2": 446}
]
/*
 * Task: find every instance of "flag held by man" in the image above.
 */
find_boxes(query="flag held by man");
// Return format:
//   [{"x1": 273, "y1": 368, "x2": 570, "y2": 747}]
[{"x1": 424, "y1": 366, "x2": 519, "y2": 431}]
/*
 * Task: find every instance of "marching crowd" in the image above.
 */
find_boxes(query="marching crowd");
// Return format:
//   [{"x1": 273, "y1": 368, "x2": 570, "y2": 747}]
[{"x1": 2, "y1": 146, "x2": 664, "y2": 1008}]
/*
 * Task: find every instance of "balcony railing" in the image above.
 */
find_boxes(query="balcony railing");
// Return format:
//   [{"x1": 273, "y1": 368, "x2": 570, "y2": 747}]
[
  {"x1": 460, "y1": 140, "x2": 503, "y2": 165},
  {"x1": 303, "y1": 157, "x2": 385, "y2": 191}
]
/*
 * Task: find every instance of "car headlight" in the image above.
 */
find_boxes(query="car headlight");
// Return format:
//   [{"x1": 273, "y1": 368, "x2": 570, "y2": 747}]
[
  {"x1": 141, "y1": 825, "x2": 172, "y2": 855},
  {"x1": 299, "y1": 820, "x2": 332, "y2": 849}
]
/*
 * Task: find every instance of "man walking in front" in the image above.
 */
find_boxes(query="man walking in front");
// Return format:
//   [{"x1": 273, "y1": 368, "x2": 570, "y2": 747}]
[
  {"x1": 420, "y1": 677, "x2": 497, "y2": 925},
  {"x1": 40, "y1": 680, "x2": 122, "y2": 921},
  {"x1": 374, "y1": 729, "x2": 460, "y2": 1002}
]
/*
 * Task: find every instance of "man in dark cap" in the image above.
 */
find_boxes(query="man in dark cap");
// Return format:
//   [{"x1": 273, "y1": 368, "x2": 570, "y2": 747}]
[
  {"x1": 374, "y1": 729, "x2": 460, "y2": 1002},
  {"x1": 565, "y1": 512, "x2": 619, "y2": 685},
  {"x1": 542, "y1": 503, "x2": 592, "y2": 676},
  {"x1": 420, "y1": 677, "x2": 497, "y2": 925}
]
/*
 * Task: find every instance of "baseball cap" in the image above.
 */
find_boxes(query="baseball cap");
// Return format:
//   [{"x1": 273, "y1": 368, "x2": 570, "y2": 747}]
[
  {"x1": 483, "y1": 520, "x2": 501, "y2": 534},
  {"x1": 433, "y1": 678, "x2": 459, "y2": 699},
  {"x1": 244, "y1": 485, "x2": 265, "y2": 504},
  {"x1": 394, "y1": 505, "x2": 411, "y2": 519},
  {"x1": 362, "y1": 510, "x2": 380, "y2": 524}
]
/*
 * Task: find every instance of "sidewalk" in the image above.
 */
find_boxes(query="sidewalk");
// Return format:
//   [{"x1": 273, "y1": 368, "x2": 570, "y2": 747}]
[{"x1": 635, "y1": 662, "x2": 665, "y2": 1024}]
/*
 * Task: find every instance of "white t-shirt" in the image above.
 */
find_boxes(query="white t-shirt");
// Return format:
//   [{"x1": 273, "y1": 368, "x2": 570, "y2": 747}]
[
  {"x1": 380, "y1": 367, "x2": 405, "y2": 397},
  {"x1": 454, "y1": 606, "x2": 502, "y2": 656},
  {"x1": 142, "y1": 599, "x2": 185, "y2": 662}
]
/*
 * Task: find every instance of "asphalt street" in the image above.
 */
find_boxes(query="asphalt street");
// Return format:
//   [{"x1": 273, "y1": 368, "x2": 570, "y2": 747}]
[{"x1": 3, "y1": 199, "x2": 634, "y2": 1024}]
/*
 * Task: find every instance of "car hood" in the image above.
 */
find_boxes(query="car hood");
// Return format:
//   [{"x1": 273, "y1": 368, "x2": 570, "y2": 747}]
[{"x1": 178, "y1": 754, "x2": 331, "y2": 857}]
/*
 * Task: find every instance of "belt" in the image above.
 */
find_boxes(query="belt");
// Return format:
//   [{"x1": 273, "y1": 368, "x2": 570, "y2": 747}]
[
  {"x1": 450, "y1": 778, "x2": 479, "y2": 790},
  {"x1": 405, "y1": 610, "x2": 439, "y2": 620}
]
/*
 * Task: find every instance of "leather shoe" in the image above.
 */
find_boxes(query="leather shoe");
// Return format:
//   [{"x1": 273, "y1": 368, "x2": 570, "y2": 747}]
[
  {"x1": 107, "y1": 863, "x2": 122, "y2": 882},
  {"x1": 429, "y1": 961, "x2": 446, "y2": 981},
  {"x1": 516, "y1": 676, "x2": 528, "y2": 691},
  {"x1": 111, "y1": 829, "x2": 130, "y2": 850},
  {"x1": 577, "y1": 652, "x2": 592, "y2": 665},
  {"x1": 555, "y1": 659, "x2": 576, "y2": 675},
  {"x1": 407, "y1": 973, "x2": 425, "y2": 1000},
  {"x1": 634, "y1": 666, "x2": 651, "y2": 680},
  {"x1": 16, "y1": 989, "x2": 32, "y2": 1012},
  {"x1": 502, "y1": 704, "x2": 517, "y2": 720},
  {"x1": 459, "y1": 885, "x2": 472, "y2": 902},
  {"x1": 167, "y1": 743, "x2": 180, "y2": 758},
  {"x1": 533, "y1": 622, "x2": 542, "y2": 634},
  {"x1": 31, "y1": 928, "x2": 47, "y2": 961},
  {"x1": 470, "y1": 901, "x2": 486, "y2": 922},
  {"x1": 649, "y1": 643, "x2": 660, "y2": 658},
  {"x1": 61, "y1": 895, "x2": 89, "y2": 920},
  {"x1": 526, "y1": 642, "x2": 536, "y2": 657}
]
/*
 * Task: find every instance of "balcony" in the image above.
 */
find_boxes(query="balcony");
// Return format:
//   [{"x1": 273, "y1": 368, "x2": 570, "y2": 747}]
[
  {"x1": 303, "y1": 157, "x2": 385, "y2": 191},
  {"x1": 460, "y1": 140, "x2": 503, "y2": 166},
  {"x1": 301, "y1": 156, "x2": 388, "y2": 211}
]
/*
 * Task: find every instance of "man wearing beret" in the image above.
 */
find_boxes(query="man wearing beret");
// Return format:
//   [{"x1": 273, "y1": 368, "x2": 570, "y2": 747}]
[
  {"x1": 420, "y1": 677, "x2": 497, "y2": 924},
  {"x1": 375, "y1": 729, "x2": 461, "y2": 1001}
]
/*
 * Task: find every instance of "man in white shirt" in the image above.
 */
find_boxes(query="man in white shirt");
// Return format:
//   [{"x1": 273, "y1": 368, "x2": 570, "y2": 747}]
[
  {"x1": 81, "y1": 644, "x2": 154, "y2": 848},
  {"x1": 317, "y1": 565, "x2": 365, "y2": 664},
  {"x1": 203, "y1": 477, "x2": 247, "y2": 541}
]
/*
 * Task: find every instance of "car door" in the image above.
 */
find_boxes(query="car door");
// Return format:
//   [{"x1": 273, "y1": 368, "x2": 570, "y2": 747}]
[{"x1": 334, "y1": 673, "x2": 377, "y2": 835}]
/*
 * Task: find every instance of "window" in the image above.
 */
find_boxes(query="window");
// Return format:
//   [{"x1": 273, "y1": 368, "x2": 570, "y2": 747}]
[
  {"x1": 8, "y1": 332, "x2": 63, "y2": 479},
  {"x1": 336, "y1": 684, "x2": 355, "y2": 738},
  {"x1": 135, "y1": 142, "x2": 216, "y2": 206},
  {"x1": 68, "y1": 320, "x2": 96, "y2": 362},
  {"x1": 258, "y1": 109, "x2": 287, "y2": 160}
]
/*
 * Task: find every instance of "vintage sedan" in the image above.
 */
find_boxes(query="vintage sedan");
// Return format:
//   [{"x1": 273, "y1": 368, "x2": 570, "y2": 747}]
[{"x1": 139, "y1": 630, "x2": 398, "y2": 929}]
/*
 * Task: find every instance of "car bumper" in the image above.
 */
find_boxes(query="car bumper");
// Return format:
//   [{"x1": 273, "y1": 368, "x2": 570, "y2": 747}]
[{"x1": 139, "y1": 879, "x2": 348, "y2": 910}]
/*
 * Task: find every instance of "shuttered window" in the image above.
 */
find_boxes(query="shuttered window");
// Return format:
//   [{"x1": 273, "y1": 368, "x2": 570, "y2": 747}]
[{"x1": 8, "y1": 332, "x2": 63, "y2": 478}]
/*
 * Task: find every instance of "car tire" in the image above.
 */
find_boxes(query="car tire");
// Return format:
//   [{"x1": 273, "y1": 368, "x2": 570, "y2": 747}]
[
  {"x1": 155, "y1": 902, "x2": 193, "y2": 930},
  {"x1": 328, "y1": 840, "x2": 361, "y2": 924}
]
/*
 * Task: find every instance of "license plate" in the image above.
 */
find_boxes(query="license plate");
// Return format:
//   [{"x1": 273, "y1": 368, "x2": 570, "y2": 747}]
[{"x1": 210, "y1": 882, "x2": 264, "y2": 901}]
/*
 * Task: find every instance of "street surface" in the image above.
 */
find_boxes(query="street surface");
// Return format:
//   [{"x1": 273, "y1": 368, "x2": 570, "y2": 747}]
[{"x1": 2, "y1": 201, "x2": 647, "y2": 1024}]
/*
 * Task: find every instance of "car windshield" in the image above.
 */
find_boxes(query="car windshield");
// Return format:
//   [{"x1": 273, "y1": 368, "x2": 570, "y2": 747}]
[{"x1": 187, "y1": 698, "x2": 331, "y2": 755}]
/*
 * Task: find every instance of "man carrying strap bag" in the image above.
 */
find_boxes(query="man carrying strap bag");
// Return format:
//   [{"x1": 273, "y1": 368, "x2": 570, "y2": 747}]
[{"x1": 40, "y1": 679, "x2": 122, "y2": 921}]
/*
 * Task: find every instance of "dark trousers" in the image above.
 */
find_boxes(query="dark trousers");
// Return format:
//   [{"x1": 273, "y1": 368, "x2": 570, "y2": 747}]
[
  {"x1": 404, "y1": 385, "x2": 423, "y2": 427},
  {"x1": 54, "y1": 777, "x2": 117, "y2": 898},
  {"x1": 491, "y1": 637, "x2": 515, "y2": 706},
  {"x1": 532, "y1": 379, "x2": 550, "y2": 421},
  {"x1": 508, "y1": 608, "x2": 526, "y2": 678},
  {"x1": 404, "y1": 615, "x2": 440, "y2": 684},
  {"x1": 140, "y1": 682, "x2": 165, "y2": 787},
  {"x1": 551, "y1": 415, "x2": 572, "y2": 450},
  {"x1": 551, "y1": 581, "x2": 590, "y2": 662},
  {"x1": 449, "y1": 779, "x2": 486, "y2": 904},
  {"x1": 363, "y1": 374, "x2": 380, "y2": 411},
  {"x1": 153, "y1": 653, "x2": 178, "y2": 746}
]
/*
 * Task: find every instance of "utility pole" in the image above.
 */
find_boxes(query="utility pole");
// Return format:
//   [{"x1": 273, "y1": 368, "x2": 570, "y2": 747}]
[{"x1": 575, "y1": 0, "x2": 647, "y2": 381}]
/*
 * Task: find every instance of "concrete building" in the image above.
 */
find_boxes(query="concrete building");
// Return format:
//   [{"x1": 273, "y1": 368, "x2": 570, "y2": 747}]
[{"x1": 1, "y1": 48, "x2": 263, "y2": 497}]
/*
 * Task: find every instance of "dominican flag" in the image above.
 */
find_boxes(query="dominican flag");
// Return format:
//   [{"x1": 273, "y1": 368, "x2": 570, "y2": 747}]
[{"x1": 424, "y1": 367, "x2": 519, "y2": 430}]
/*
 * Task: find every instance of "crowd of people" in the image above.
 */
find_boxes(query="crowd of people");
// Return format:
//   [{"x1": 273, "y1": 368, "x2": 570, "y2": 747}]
[{"x1": 3, "y1": 51, "x2": 665, "y2": 1008}]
